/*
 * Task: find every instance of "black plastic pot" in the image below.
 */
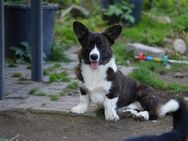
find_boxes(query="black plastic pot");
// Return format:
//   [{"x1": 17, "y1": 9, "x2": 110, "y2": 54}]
[
  {"x1": 100, "y1": 0, "x2": 144, "y2": 25},
  {"x1": 5, "y1": 3, "x2": 58, "y2": 59}
]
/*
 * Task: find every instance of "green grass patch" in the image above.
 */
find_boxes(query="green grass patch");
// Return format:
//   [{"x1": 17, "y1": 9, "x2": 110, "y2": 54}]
[
  {"x1": 0, "y1": 138, "x2": 8, "y2": 141},
  {"x1": 49, "y1": 95, "x2": 60, "y2": 101},
  {"x1": 29, "y1": 87, "x2": 39, "y2": 94},
  {"x1": 44, "y1": 63, "x2": 62, "y2": 76},
  {"x1": 49, "y1": 71, "x2": 70, "y2": 83},
  {"x1": 31, "y1": 91, "x2": 48, "y2": 96},
  {"x1": 129, "y1": 66, "x2": 188, "y2": 93},
  {"x1": 113, "y1": 43, "x2": 134, "y2": 65},
  {"x1": 60, "y1": 81, "x2": 79, "y2": 96},
  {"x1": 11, "y1": 72, "x2": 22, "y2": 78},
  {"x1": 8, "y1": 61, "x2": 17, "y2": 67},
  {"x1": 123, "y1": 14, "x2": 172, "y2": 46}
]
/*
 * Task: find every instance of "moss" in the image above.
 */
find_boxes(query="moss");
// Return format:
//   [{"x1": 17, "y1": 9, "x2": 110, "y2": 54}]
[
  {"x1": 49, "y1": 71, "x2": 70, "y2": 83},
  {"x1": 11, "y1": 72, "x2": 22, "y2": 78}
]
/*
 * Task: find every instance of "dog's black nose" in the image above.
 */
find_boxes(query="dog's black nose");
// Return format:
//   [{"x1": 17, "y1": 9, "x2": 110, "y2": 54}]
[{"x1": 90, "y1": 54, "x2": 98, "y2": 60}]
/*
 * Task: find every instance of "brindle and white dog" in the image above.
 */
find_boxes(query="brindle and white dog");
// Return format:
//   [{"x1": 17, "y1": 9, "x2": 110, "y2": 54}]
[{"x1": 71, "y1": 21, "x2": 180, "y2": 121}]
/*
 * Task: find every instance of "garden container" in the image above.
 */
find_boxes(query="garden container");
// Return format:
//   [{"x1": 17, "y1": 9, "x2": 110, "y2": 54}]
[{"x1": 5, "y1": 3, "x2": 58, "y2": 59}]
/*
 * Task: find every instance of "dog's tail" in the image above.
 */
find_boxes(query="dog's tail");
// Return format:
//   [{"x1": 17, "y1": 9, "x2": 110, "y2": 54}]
[{"x1": 124, "y1": 99, "x2": 188, "y2": 141}]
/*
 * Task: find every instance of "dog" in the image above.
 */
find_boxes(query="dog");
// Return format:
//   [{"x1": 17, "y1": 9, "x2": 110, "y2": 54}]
[
  {"x1": 124, "y1": 99, "x2": 188, "y2": 141},
  {"x1": 70, "y1": 21, "x2": 185, "y2": 122}
]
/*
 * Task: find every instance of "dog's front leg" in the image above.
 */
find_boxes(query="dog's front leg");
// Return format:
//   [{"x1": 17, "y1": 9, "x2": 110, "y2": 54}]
[
  {"x1": 71, "y1": 87, "x2": 90, "y2": 114},
  {"x1": 103, "y1": 97, "x2": 119, "y2": 121}
]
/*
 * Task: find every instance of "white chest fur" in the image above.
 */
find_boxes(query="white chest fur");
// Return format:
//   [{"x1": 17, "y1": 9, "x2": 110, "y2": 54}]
[{"x1": 81, "y1": 58, "x2": 117, "y2": 105}]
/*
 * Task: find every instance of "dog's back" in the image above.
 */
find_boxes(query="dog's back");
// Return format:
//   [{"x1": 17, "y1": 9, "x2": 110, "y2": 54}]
[{"x1": 124, "y1": 99, "x2": 188, "y2": 141}]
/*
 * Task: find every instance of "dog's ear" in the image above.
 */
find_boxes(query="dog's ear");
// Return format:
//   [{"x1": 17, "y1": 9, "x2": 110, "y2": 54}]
[
  {"x1": 103, "y1": 25, "x2": 122, "y2": 42},
  {"x1": 73, "y1": 21, "x2": 89, "y2": 40}
]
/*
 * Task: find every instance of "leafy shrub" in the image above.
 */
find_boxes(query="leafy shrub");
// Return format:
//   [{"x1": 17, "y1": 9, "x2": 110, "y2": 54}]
[
  {"x1": 11, "y1": 42, "x2": 31, "y2": 64},
  {"x1": 50, "y1": 39, "x2": 70, "y2": 62},
  {"x1": 103, "y1": 0, "x2": 135, "y2": 24},
  {"x1": 173, "y1": 8, "x2": 188, "y2": 32}
]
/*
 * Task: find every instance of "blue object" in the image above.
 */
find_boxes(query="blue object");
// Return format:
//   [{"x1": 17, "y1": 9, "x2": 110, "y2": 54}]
[{"x1": 146, "y1": 56, "x2": 153, "y2": 61}]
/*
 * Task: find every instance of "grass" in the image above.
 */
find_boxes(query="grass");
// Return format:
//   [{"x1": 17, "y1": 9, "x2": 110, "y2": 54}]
[
  {"x1": 0, "y1": 138, "x2": 8, "y2": 141},
  {"x1": 29, "y1": 87, "x2": 39, "y2": 94},
  {"x1": 8, "y1": 62, "x2": 17, "y2": 67},
  {"x1": 29, "y1": 87, "x2": 60, "y2": 101},
  {"x1": 60, "y1": 81, "x2": 79, "y2": 96},
  {"x1": 44, "y1": 63, "x2": 62, "y2": 76},
  {"x1": 122, "y1": 14, "x2": 172, "y2": 46},
  {"x1": 49, "y1": 95, "x2": 60, "y2": 101},
  {"x1": 11, "y1": 72, "x2": 22, "y2": 78},
  {"x1": 49, "y1": 71, "x2": 70, "y2": 83},
  {"x1": 113, "y1": 43, "x2": 134, "y2": 65},
  {"x1": 129, "y1": 66, "x2": 188, "y2": 93}
]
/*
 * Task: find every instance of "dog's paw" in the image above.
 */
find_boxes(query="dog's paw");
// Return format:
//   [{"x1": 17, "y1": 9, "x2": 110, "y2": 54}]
[
  {"x1": 70, "y1": 105, "x2": 87, "y2": 114},
  {"x1": 105, "y1": 109, "x2": 119, "y2": 121},
  {"x1": 132, "y1": 111, "x2": 149, "y2": 121}
]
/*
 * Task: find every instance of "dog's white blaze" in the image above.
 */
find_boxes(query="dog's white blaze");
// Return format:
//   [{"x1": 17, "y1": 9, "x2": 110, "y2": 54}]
[
  {"x1": 81, "y1": 57, "x2": 117, "y2": 94},
  {"x1": 158, "y1": 99, "x2": 179, "y2": 118},
  {"x1": 89, "y1": 46, "x2": 100, "y2": 61}
]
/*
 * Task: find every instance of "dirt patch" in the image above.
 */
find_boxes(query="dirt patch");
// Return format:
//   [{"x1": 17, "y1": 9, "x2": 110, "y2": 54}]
[
  {"x1": 160, "y1": 71, "x2": 188, "y2": 84},
  {"x1": 0, "y1": 111, "x2": 187, "y2": 141}
]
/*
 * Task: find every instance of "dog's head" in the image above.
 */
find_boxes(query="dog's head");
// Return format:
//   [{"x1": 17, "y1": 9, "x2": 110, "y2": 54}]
[{"x1": 73, "y1": 21, "x2": 122, "y2": 70}]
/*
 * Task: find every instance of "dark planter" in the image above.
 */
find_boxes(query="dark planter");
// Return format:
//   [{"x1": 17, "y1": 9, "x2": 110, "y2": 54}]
[
  {"x1": 100, "y1": 0, "x2": 144, "y2": 25},
  {"x1": 5, "y1": 3, "x2": 58, "y2": 59}
]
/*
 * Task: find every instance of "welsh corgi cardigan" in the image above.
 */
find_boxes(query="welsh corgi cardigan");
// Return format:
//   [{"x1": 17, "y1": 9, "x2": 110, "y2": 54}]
[{"x1": 71, "y1": 21, "x2": 185, "y2": 122}]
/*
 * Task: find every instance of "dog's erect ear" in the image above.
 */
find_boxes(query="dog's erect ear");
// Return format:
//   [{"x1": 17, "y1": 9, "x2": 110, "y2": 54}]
[
  {"x1": 73, "y1": 21, "x2": 89, "y2": 40},
  {"x1": 103, "y1": 25, "x2": 122, "y2": 42}
]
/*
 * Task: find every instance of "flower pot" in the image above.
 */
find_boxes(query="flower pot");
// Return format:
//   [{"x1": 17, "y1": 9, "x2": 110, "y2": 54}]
[{"x1": 5, "y1": 3, "x2": 58, "y2": 60}]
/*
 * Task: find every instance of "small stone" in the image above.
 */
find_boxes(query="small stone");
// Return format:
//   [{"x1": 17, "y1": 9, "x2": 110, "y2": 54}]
[
  {"x1": 174, "y1": 72, "x2": 184, "y2": 78},
  {"x1": 173, "y1": 39, "x2": 187, "y2": 54}
]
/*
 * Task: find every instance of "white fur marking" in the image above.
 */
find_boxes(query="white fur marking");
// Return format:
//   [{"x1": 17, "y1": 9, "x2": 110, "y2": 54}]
[
  {"x1": 126, "y1": 101, "x2": 143, "y2": 111},
  {"x1": 90, "y1": 46, "x2": 100, "y2": 62},
  {"x1": 103, "y1": 97, "x2": 119, "y2": 121},
  {"x1": 81, "y1": 58, "x2": 117, "y2": 106},
  {"x1": 71, "y1": 94, "x2": 90, "y2": 114},
  {"x1": 158, "y1": 99, "x2": 179, "y2": 118},
  {"x1": 135, "y1": 111, "x2": 149, "y2": 121}
]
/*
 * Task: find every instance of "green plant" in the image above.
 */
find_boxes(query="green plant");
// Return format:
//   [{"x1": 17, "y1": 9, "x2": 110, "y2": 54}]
[
  {"x1": 129, "y1": 66, "x2": 188, "y2": 93},
  {"x1": 8, "y1": 60, "x2": 17, "y2": 67},
  {"x1": 49, "y1": 71, "x2": 70, "y2": 83},
  {"x1": 44, "y1": 63, "x2": 62, "y2": 75},
  {"x1": 123, "y1": 14, "x2": 171, "y2": 46},
  {"x1": 29, "y1": 87, "x2": 39, "y2": 94},
  {"x1": 49, "y1": 95, "x2": 60, "y2": 101},
  {"x1": 113, "y1": 43, "x2": 134, "y2": 65},
  {"x1": 173, "y1": 8, "x2": 188, "y2": 32},
  {"x1": 104, "y1": 0, "x2": 135, "y2": 24},
  {"x1": 50, "y1": 39, "x2": 70, "y2": 62},
  {"x1": 0, "y1": 138, "x2": 8, "y2": 141},
  {"x1": 60, "y1": 81, "x2": 79, "y2": 95},
  {"x1": 11, "y1": 72, "x2": 22, "y2": 78},
  {"x1": 11, "y1": 42, "x2": 31, "y2": 64}
]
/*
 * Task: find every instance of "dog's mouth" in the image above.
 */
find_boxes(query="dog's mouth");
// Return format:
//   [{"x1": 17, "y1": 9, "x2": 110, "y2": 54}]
[{"x1": 90, "y1": 61, "x2": 99, "y2": 70}]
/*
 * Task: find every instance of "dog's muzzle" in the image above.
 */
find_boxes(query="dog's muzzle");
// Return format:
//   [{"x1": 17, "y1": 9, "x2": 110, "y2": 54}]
[{"x1": 89, "y1": 53, "x2": 99, "y2": 70}]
